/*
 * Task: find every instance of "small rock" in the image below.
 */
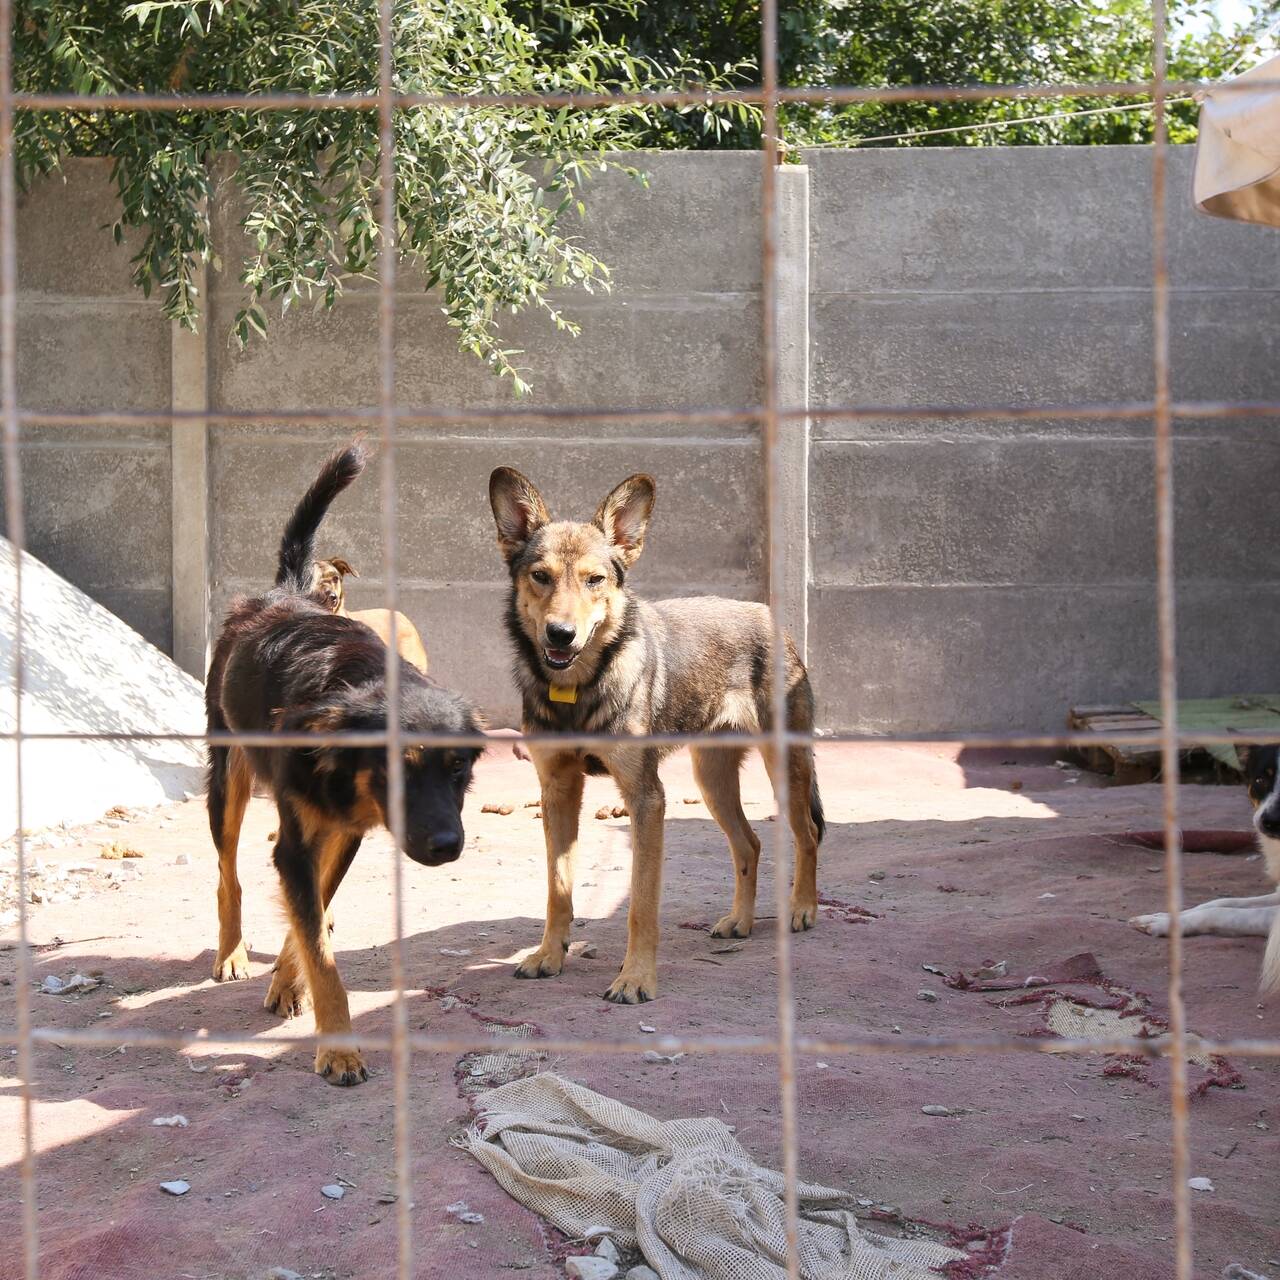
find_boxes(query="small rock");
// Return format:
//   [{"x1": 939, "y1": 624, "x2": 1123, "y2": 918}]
[
  {"x1": 568, "y1": 941, "x2": 597, "y2": 959},
  {"x1": 377, "y1": 1193, "x2": 399, "y2": 1205},
  {"x1": 1188, "y1": 1176, "x2": 1215, "y2": 1193},
  {"x1": 595, "y1": 1237, "x2": 621, "y2": 1264},
  {"x1": 916, "y1": 989, "x2": 939, "y2": 1003},
  {"x1": 921, "y1": 1105, "x2": 963, "y2": 1117},
  {"x1": 626, "y1": 1268, "x2": 660, "y2": 1280},
  {"x1": 974, "y1": 960, "x2": 1008, "y2": 979},
  {"x1": 438, "y1": 948, "x2": 472, "y2": 957},
  {"x1": 639, "y1": 1023, "x2": 656, "y2": 1034},
  {"x1": 868, "y1": 870, "x2": 886, "y2": 882},
  {"x1": 321, "y1": 1184, "x2": 345, "y2": 1200},
  {"x1": 643, "y1": 1050, "x2": 684, "y2": 1065},
  {"x1": 565, "y1": 1258, "x2": 618, "y2": 1280},
  {"x1": 594, "y1": 806, "x2": 614, "y2": 821},
  {"x1": 481, "y1": 804, "x2": 514, "y2": 816},
  {"x1": 458, "y1": 1211, "x2": 484, "y2": 1224},
  {"x1": 174, "y1": 853, "x2": 191, "y2": 866},
  {"x1": 265, "y1": 1270, "x2": 302, "y2": 1280},
  {"x1": 152, "y1": 1114, "x2": 189, "y2": 1127},
  {"x1": 1070, "y1": 1114, "x2": 1086, "y2": 1122},
  {"x1": 1038, "y1": 892, "x2": 1056, "y2": 900},
  {"x1": 1223, "y1": 1265, "x2": 1269, "y2": 1280},
  {"x1": 160, "y1": 1180, "x2": 190, "y2": 1196}
]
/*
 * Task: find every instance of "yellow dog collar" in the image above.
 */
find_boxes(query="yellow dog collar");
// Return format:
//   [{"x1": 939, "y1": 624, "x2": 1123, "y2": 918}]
[{"x1": 548, "y1": 684, "x2": 578, "y2": 705}]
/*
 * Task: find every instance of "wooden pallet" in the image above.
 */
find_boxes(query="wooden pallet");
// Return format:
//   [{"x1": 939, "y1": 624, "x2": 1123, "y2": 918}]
[{"x1": 1067, "y1": 703, "x2": 1164, "y2": 784}]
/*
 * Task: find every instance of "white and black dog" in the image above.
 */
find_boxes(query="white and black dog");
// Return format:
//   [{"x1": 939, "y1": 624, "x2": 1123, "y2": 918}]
[{"x1": 1129, "y1": 744, "x2": 1280, "y2": 993}]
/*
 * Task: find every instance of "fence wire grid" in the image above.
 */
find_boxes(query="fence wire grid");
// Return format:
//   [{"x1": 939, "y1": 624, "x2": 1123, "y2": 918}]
[{"x1": 3, "y1": 2, "x2": 1279, "y2": 1279}]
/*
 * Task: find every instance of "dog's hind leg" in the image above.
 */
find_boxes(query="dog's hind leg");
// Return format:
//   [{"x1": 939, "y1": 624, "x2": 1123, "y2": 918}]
[
  {"x1": 273, "y1": 818, "x2": 367, "y2": 1086},
  {"x1": 607, "y1": 749, "x2": 665, "y2": 1004},
  {"x1": 763, "y1": 745, "x2": 822, "y2": 932},
  {"x1": 209, "y1": 745, "x2": 253, "y2": 981},
  {"x1": 691, "y1": 746, "x2": 761, "y2": 939},
  {"x1": 516, "y1": 751, "x2": 584, "y2": 981}
]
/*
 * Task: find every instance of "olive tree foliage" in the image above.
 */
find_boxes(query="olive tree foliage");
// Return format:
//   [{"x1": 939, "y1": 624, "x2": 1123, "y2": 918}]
[{"x1": 15, "y1": 1, "x2": 753, "y2": 391}]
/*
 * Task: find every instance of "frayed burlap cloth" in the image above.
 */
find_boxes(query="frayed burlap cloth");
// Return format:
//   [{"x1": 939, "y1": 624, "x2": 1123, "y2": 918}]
[{"x1": 460, "y1": 1072, "x2": 963, "y2": 1280}]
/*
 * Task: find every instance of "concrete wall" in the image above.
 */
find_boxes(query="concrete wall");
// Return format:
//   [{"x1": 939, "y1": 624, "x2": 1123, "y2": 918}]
[
  {"x1": 806, "y1": 146, "x2": 1280, "y2": 732},
  {"x1": 6, "y1": 166, "x2": 173, "y2": 650},
  {"x1": 5, "y1": 147, "x2": 1278, "y2": 731}
]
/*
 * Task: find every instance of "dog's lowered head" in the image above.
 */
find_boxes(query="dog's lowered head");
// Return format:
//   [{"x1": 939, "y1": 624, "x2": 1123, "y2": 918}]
[{"x1": 488, "y1": 467, "x2": 654, "y2": 679}]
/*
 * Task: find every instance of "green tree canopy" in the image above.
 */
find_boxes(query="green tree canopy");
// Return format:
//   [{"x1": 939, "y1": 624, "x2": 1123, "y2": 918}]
[
  {"x1": 16, "y1": 0, "x2": 751, "y2": 391},
  {"x1": 518, "y1": 0, "x2": 1276, "y2": 148}
]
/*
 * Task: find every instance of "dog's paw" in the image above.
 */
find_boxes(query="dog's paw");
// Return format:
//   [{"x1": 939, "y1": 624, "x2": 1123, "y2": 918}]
[
  {"x1": 212, "y1": 945, "x2": 251, "y2": 982},
  {"x1": 514, "y1": 945, "x2": 566, "y2": 980},
  {"x1": 316, "y1": 1047, "x2": 368, "y2": 1087},
  {"x1": 789, "y1": 899, "x2": 819, "y2": 932},
  {"x1": 1128, "y1": 912, "x2": 1170, "y2": 937},
  {"x1": 710, "y1": 912, "x2": 753, "y2": 939},
  {"x1": 264, "y1": 971, "x2": 310, "y2": 1018},
  {"x1": 604, "y1": 969, "x2": 657, "y2": 1004}
]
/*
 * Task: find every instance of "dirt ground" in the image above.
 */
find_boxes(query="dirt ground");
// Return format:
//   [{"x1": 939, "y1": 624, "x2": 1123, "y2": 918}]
[{"x1": 1, "y1": 742, "x2": 1278, "y2": 1280}]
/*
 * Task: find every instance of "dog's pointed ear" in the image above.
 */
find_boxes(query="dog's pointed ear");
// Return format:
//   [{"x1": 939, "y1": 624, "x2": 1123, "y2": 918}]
[
  {"x1": 330, "y1": 557, "x2": 358, "y2": 579},
  {"x1": 594, "y1": 474, "x2": 655, "y2": 567},
  {"x1": 489, "y1": 467, "x2": 550, "y2": 562}
]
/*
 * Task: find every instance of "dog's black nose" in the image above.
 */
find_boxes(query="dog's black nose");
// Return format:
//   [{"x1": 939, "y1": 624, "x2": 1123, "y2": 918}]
[
  {"x1": 427, "y1": 831, "x2": 463, "y2": 861},
  {"x1": 545, "y1": 622, "x2": 576, "y2": 647},
  {"x1": 1260, "y1": 814, "x2": 1280, "y2": 839}
]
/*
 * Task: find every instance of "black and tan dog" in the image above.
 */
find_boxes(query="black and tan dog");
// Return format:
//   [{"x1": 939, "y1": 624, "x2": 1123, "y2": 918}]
[
  {"x1": 489, "y1": 467, "x2": 824, "y2": 1004},
  {"x1": 207, "y1": 442, "x2": 482, "y2": 1085},
  {"x1": 309, "y1": 556, "x2": 431, "y2": 674}
]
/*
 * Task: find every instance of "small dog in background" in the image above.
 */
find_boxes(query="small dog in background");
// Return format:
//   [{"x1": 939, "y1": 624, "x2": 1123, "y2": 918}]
[
  {"x1": 1130, "y1": 743, "x2": 1280, "y2": 992},
  {"x1": 310, "y1": 556, "x2": 431, "y2": 674}
]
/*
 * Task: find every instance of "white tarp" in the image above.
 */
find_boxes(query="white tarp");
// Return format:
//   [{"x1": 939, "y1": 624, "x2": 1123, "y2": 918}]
[
  {"x1": 0, "y1": 537, "x2": 204, "y2": 837},
  {"x1": 1194, "y1": 53, "x2": 1280, "y2": 228}
]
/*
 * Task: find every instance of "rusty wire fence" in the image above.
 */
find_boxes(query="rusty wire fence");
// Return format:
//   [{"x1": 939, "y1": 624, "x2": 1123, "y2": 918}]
[{"x1": 3, "y1": 1, "x2": 1280, "y2": 1278}]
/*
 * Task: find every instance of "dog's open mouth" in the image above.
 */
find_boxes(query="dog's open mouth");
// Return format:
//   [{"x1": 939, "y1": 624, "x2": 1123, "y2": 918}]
[{"x1": 543, "y1": 647, "x2": 577, "y2": 671}]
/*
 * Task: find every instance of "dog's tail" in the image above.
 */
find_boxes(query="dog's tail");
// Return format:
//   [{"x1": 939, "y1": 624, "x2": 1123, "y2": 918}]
[
  {"x1": 275, "y1": 440, "x2": 367, "y2": 593},
  {"x1": 1262, "y1": 909, "x2": 1280, "y2": 997},
  {"x1": 808, "y1": 764, "x2": 826, "y2": 845}
]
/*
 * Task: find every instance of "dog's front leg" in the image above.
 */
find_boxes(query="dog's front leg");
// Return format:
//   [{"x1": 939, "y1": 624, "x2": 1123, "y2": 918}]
[
  {"x1": 515, "y1": 752, "x2": 584, "y2": 980},
  {"x1": 606, "y1": 755, "x2": 664, "y2": 1004},
  {"x1": 274, "y1": 820, "x2": 367, "y2": 1086}
]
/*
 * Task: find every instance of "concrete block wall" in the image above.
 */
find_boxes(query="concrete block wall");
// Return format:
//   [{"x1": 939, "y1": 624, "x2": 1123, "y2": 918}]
[
  {"x1": 5, "y1": 164, "x2": 173, "y2": 650},
  {"x1": 6, "y1": 147, "x2": 1279, "y2": 731},
  {"x1": 806, "y1": 146, "x2": 1280, "y2": 732}
]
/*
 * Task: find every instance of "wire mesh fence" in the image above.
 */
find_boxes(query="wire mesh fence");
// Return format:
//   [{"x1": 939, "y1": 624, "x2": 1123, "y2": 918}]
[{"x1": 2, "y1": 2, "x2": 1279, "y2": 1278}]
